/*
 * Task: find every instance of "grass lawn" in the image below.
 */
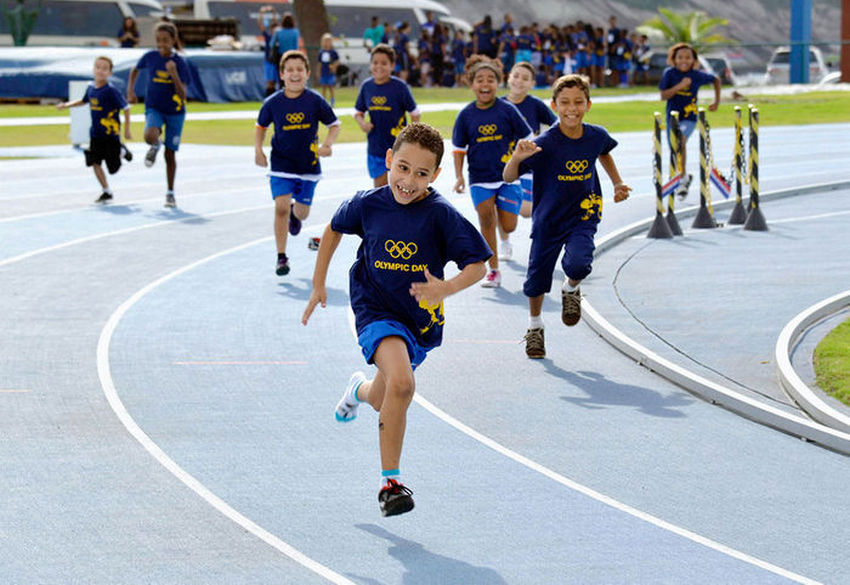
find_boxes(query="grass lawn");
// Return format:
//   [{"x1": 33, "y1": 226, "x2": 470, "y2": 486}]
[
  {"x1": 814, "y1": 318, "x2": 850, "y2": 406},
  {"x1": 1, "y1": 88, "x2": 849, "y2": 148}
]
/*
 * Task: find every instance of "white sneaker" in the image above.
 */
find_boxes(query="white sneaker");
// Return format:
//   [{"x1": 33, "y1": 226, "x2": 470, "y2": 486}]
[
  {"x1": 499, "y1": 240, "x2": 513, "y2": 261},
  {"x1": 481, "y1": 269, "x2": 501, "y2": 288},
  {"x1": 144, "y1": 142, "x2": 161, "y2": 168},
  {"x1": 335, "y1": 371, "x2": 366, "y2": 422}
]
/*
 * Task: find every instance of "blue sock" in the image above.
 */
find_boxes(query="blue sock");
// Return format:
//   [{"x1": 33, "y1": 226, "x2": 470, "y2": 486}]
[{"x1": 381, "y1": 468, "x2": 401, "y2": 488}]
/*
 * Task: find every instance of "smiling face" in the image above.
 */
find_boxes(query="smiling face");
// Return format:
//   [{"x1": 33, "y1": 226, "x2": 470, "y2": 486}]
[
  {"x1": 552, "y1": 85, "x2": 591, "y2": 136},
  {"x1": 384, "y1": 142, "x2": 441, "y2": 205},
  {"x1": 507, "y1": 66, "x2": 534, "y2": 100},
  {"x1": 370, "y1": 52, "x2": 393, "y2": 84},
  {"x1": 155, "y1": 29, "x2": 176, "y2": 56},
  {"x1": 280, "y1": 56, "x2": 309, "y2": 95},
  {"x1": 471, "y1": 68, "x2": 499, "y2": 107},
  {"x1": 673, "y1": 47, "x2": 696, "y2": 72}
]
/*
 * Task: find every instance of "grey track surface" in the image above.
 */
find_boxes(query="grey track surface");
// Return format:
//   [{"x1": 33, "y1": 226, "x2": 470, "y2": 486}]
[{"x1": 2, "y1": 122, "x2": 850, "y2": 585}]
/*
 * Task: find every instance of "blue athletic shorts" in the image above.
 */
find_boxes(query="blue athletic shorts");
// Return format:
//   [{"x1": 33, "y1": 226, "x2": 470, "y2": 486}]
[
  {"x1": 367, "y1": 153, "x2": 388, "y2": 179},
  {"x1": 320, "y1": 74, "x2": 336, "y2": 86},
  {"x1": 144, "y1": 109, "x2": 185, "y2": 151},
  {"x1": 263, "y1": 61, "x2": 278, "y2": 83},
  {"x1": 470, "y1": 183, "x2": 522, "y2": 215},
  {"x1": 358, "y1": 319, "x2": 430, "y2": 369},
  {"x1": 269, "y1": 176, "x2": 317, "y2": 205},
  {"x1": 520, "y1": 176, "x2": 533, "y2": 203},
  {"x1": 523, "y1": 222, "x2": 598, "y2": 297},
  {"x1": 667, "y1": 118, "x2": 697, "y2": 149}
]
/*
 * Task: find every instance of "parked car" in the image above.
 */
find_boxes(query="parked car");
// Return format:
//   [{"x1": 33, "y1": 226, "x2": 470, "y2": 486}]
[
  {"x1": 703, "y1": 52, "x2": 737, "y2": 86},
  {"x1": 639, "y1": 49, "x2": 716, "y2": 86},
  {"x1": 763, "y1": 46, "x2": 829, "y2": 84}
]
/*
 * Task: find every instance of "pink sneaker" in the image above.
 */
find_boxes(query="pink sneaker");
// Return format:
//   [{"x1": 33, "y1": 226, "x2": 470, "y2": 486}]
[{"x1": 481, "y1": 269, "x2": 501, "y2": 288}]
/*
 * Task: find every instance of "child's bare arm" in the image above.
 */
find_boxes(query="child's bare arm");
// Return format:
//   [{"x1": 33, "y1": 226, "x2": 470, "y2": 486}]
[
  {"x1": 503, "y1": 139, "x2": 541, "y2": 183},
  {"x1": 453, "y1": 151, "x2": 466, "y2": 193},
  {"x1": 254, "y1": 126, "x2": 268, "y2": 167},
  {"x1": 599, "y1": 153, "x2": 632, "y2": 202},
  {"x1": 708, "y1": 77, "x2": 721, "y2": 111},
  {"x1": 56, "y1": 99, "x2": 85, "y2": 110},
  {"x1": 354, "y1": 111, "x2": 373, "y2": 133},
  {"x1": 410, "y1": 110, "x2": 421, "y2": 123},
  {"x1": 126, "y1": 68, "x2": 139, "y2": 103},
  {"x1": 123, "y1": 107, "x2": 132, "y2": 140},
  {"x1": 165, "y1": 60, "x2": 187, "y2": 102},
  {"x1": 660, "y1": 76, "x2": 691, "y2": 101},
  {"x1": 318, "y1": 123, "x2": 341, "y2": 157},
  {"x1": 409, "y1": 262, "x2": 488, "y2": 306},
  {"x1": 302, "y1": 224, "x2": 343, "y2": 324}
]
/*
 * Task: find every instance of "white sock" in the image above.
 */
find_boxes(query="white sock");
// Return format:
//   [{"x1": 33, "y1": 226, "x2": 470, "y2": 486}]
[
  {"x1": 104, "y1": 188, "x2": 112, "y2": 195},
  {"x1": 562, "y1": 279, "x2": 579, "y2": 292},
  {"x1": 529, "y1": 315, "x2": 544, "y2": 329}
]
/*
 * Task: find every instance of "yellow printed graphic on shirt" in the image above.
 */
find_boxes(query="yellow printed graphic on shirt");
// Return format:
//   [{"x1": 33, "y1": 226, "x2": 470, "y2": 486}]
[
  {"x1": 373, "y1": 239, "x2": 428, "y2": 272},
  {"x1": 476, "y1": 123, "x2": 502, "y2": 143},
  {"x1": 310, "y1": 138, "x2": 319, "y2": 165},
  {"x1": 390, "y1": 115, "x2": 406, "y2": 138},
  {"x1": 369, "y1": 95, "x2": 391, "y2": 111},
  {"x1": 558, "y1": 159, "x2": 592, "y2": 182},
  {"x1": 283, "y1": 111, "x2": 311, "y2": 130},
  {"x1": 579, "y1": 192, "x2": 603, "y2": 221},
  {"x1": 172, "y1": 93, "x2": 184, "y2": 112},
  {"x1": 418, "y1": 298, "x2": 445, "y2": 335},
  {"x1": 90, "y1": 97, "x2": 102, "y2": 112},
  {"x1": 500, "y1": 139, "x2": 517, "y2": 164},
  {"x1": 99, "y1": 110, "x2": 120, "y2": 136}
]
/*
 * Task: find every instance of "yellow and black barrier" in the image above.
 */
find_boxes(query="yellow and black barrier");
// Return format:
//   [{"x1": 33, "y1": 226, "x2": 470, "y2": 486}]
[
  {"x1": 743, "y1": 105, "x2": 768, "y2": 231},
  {"x1": 648, "y1": 112, "x2": 675, "y2": 239},
  {"x1": 692, "y1": 108, "x2": 719, "y2": 229},
  {"x1": 727, "y1": 106, "x2": 748, "y2": 225},
  {"x1": 665, "y1": 112, "x2": 684, "y2": 235}
]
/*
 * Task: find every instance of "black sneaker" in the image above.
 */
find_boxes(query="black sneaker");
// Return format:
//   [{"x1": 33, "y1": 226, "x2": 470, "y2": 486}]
[
  {"x1": 164, "y1": 193, "x2": 176, "y2": 208},
  {"x1": 122, "y1": 145, "x2": 133, "y2": 162},
  {"x1": 289, "y1": 204, "x2": 302, "y2": 236},
  {"x1": 308, "y1": 237, "x2": 320, "y2": 251},
  {"x1": 378, "y1": 479, "x2": 414, "y2": 517},
  {"x1": 524, "y1": 327, "x2": 545, "y2": 359},
  {"x1": 561, "y1": 288, "x2": 582, "y2": 326},
  {"x1": 95, "y1": 192, "x2": 113, "y2": 204},
  {"x1": 275, "y1": 255, "x2": 290, "y2": 276}
]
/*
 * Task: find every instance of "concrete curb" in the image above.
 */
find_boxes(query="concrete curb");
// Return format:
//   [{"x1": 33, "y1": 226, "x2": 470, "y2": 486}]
[
  {"x1": 776, "y1": 291, "x2": 850, "y2": 434},
  {"x1": 584, "y1": 180, "x2": 850, "y2": 455}
]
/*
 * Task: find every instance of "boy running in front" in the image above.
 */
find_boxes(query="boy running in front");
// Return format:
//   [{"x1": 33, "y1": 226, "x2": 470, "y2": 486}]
[
  {"x1": 302, "y1": 123, "x2": 490, "y2": 517},
  {"x1": 255, "y1": 50, "x2": 341, "y2": 276},
  {"x1": 503, "y1": 74, "x2": 631, "y2": 359}
]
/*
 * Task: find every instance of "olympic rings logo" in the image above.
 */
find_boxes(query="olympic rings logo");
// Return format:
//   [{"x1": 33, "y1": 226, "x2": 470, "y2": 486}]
[
  {"x1": 286, "y1": 112, "x2": 305, "y2": 124},
  {"x1": 478, "y1": 124, "x2": 498, "y2": 136},
  {"x1": 384, "y1": 239, "x2": 418, "y2": 259},
  {"x1": 372, "y1": 96, "x2": 387, "y2": 105},
  {"x1": 565, "y1": 160, "x2": 589, "y2": 174}
]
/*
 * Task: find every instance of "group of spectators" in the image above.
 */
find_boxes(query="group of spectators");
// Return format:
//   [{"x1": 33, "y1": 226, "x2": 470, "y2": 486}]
[{"x1": 366, "y1": 12, "x2": 652, "y2": 89}]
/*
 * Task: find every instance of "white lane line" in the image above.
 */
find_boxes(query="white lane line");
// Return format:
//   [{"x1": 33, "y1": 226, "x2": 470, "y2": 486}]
[
  {"x1": 97, "y1": 236, "x2": 355, "y2": 585},
  {"x1": 343, "y1": 311, "x2": 821, "y2": 584},
  {"x1": 172, "y1": 360, "x2": 308, "y2": 365}
]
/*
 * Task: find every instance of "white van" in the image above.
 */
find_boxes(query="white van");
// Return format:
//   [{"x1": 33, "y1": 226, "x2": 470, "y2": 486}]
[
  {"x1": 191, "y1": 0, "x2": 471, "y2": 78},
  {"x1": 763, "y1": 46, "x2": 829, "y2": 84},
  {"x1": 0, "y1": 0, "x2": 164, "y2": 47}
]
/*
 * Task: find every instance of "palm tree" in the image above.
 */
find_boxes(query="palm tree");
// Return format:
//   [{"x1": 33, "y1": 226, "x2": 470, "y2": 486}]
[{"x1": 637, "y1": 8, "x2": 734, "y2": 51}]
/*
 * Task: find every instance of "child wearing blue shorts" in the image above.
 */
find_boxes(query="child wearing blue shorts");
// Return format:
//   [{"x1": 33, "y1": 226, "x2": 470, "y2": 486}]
[
  {"x1": 255, "y1": 51, "x2": 341, "y2": 276},
  {"x1": 354, "y1": 44, "x2": 420, "y2": 188},
  {"x1": 127, "y1": 21, "x2": 189, "y2": 208},
  {"x1": 452, "y1": 55, "x2": 533, "y2": 288},
  {"x1": 504, "y1": 74, "x2": 631, "y2": 359},
  {"x1": 659, "y1": 42, "x2": 721, "y2": 198},
  {"x1": 498, "y1": 61, "x2": 557, "y2": 260},
  {"x1": 302, "y1": 123, "x2": 490, "y2": 517}
]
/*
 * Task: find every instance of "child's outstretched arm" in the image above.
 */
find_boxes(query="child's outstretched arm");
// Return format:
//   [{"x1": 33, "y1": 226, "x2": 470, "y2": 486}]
[
  {"x1": 599, "y1": 153, "x2": 632, "y2": 202},
  {"x1": 126, "y1": 67, "x2": 139, "y2": 103},
  {"x1": 55, "y1": 99, "x2": 85, "y2": 110},
  {"x1": 302, "y1": 224, "x2": 343, "y2": 325},
  {"x1": 452, "y1": 150, "x2": 466, "y2": 193},
  {"x1": 123, "y1": 107, "x2": 132, "y2": 141},
  {"x1": 409, "y1": 262, "x2": 487, "y2": 306},
  {"x1": 503, "y1": 139, "x2": 542, "y2": 183},
  {"x1": 254, "y1": 126, "x2": 268, "y2": 167}
]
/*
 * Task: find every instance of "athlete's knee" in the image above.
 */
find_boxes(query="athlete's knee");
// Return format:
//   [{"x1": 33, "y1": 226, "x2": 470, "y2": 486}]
[{"x1": 385, "y1": 371, "x2": 415, "y2": 403}]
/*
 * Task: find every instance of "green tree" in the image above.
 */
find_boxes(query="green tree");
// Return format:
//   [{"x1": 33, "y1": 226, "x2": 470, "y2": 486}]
[
  {"x1": 4, "y1": 0, "x2": 40, "y2": 46},
  {"x1": 637, "y1": 8, "x2": 734, "y2": 51}
]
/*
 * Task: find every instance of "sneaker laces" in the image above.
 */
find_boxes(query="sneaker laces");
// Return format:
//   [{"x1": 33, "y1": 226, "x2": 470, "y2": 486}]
[
  {"x1": 381, "y1": 479, "x2": 412, "y2": 497},
  {"x1": 523, "y1": 328, "x2": 544, "y2": 350},
  {"x1": 562, "y1": 290, "x2": 581, "y2": 313}
]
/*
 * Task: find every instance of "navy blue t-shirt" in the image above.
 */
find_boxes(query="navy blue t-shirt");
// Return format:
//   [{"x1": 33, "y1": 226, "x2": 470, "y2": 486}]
[
  {"x1": 83, "y1": 82, "x2": 128, "y2": 139},
  {"x1": 319, "y1": 49, "x2": 339, "y2": 78},
  {"x1": 355, "y1": 77, "x2": 418, "y2": 157},
  {"x1": 134, "y1": 50, "x2": 190, "y2": 115},
  {"x1": 331, "y1": 186, "x2": 492, "y2": 349},
  {"x1": 520, "y1": 123, "x2": 617, "y2": 238},
  {"x1": 257, "y1": 88, "x2": 339, "y2": 177},
  {"x1": 659, "y1": 67, "x2": 716, "y2": 122},
  {"x1": 452, "y1": 99, "x2": 533, "y2": 184},
  {"x1": 501, "y1": 94, "x2": 556, "y2": 135}
]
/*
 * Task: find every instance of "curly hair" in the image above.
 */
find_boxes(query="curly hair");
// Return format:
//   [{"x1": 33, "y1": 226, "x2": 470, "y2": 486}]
[
  {"x1": 465, "y1": 54, "x2": 503, "y2": 84},
  {"x1": 392, "y1": 122, "x2": 444, "y2": 168}
]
